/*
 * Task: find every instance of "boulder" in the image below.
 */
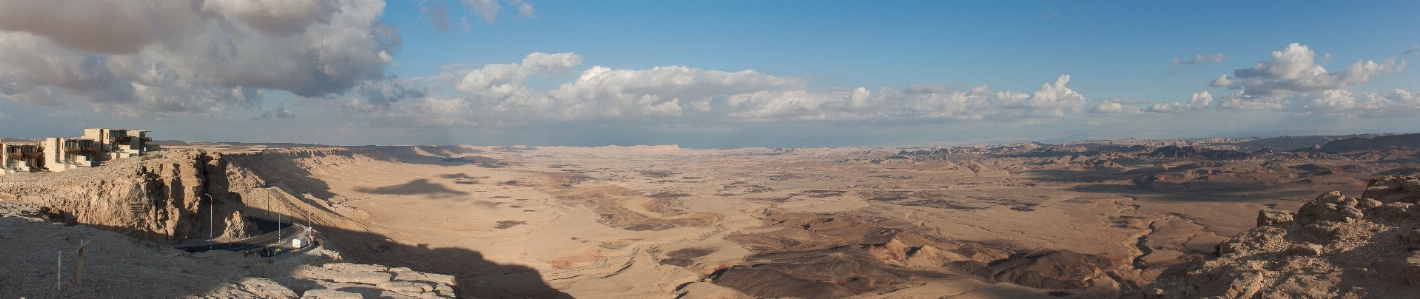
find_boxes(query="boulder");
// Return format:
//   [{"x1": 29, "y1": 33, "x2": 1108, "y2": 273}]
[{"x1": 1256, "y1": 209, "x2": 1294, "y2": 227}]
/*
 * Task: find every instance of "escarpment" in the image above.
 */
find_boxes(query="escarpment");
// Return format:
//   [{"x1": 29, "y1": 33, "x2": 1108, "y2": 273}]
[
  {"x1": 1146, "y1": 174, "x2": 1420, "y2": 298},
  {"x1": 0, "y1": 150, "x2": 258, "y2": 242}
]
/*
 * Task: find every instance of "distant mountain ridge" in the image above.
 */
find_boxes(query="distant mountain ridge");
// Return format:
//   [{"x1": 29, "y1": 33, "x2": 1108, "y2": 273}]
[{"x1": 1317, "y1": 133, "x2": 1420, "y2": 152}]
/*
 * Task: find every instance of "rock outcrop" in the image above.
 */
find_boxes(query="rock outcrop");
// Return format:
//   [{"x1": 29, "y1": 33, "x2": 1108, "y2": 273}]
[
  {"x1": 0, "y1": 150, "x2": 257, "y2": 242},
  {"x1": 1146, "y1": 174, "x2": 1420, "y2": 298},
  {"x1": 0, "y1": 201, "x2": 456, "y2": 299}
]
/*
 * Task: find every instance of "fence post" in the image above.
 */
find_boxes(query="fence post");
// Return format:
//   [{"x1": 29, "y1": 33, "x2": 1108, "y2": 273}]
[{"x1": 76, "y1": 239, "x2": 88, "y2": 286}]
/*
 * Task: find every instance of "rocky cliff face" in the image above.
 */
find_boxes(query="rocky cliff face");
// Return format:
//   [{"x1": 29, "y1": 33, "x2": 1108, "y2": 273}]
[
  {"x1": 0, "y1": 201, "x2": 457, "y2": 299},
  {"x1": 0, "y1": 150, "x2": 257, "y2": 242},
  {"x1": 1146, "y1": 174, "x2": 1420, "y2": 298}
]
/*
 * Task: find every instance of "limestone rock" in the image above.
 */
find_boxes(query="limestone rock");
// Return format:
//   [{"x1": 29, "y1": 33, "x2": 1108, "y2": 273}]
[
  {"x1": 300, "y1": 289, "x2": 362, "y2": 299},
  {"x1": 238, "y1": 277, "x2": 299, "y2": 299},
  {"x1": 1147, "y1": 174, "x2": 1420, "y2": 298},
  {"x1": 1256, "y1": 209, "x2": 1294, "y2": 227}
]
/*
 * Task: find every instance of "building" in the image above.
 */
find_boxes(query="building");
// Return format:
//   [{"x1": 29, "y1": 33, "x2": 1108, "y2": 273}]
[
  {"x1": 43, "y1": 137, "x2": 100, "y2": 172},
  {"x1": 82, "y1": 128, "x2": 150, "y2": 160},
  {"x1": 0, "y1": 128, "x2": 152, "y2": 174},
  {"x1": 1, "y1": 141, "x2": 43, "y2": 174}
]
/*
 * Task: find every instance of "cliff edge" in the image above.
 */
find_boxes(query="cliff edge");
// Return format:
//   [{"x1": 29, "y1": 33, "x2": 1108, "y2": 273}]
[{"x1": 1146, "y1": 174, "x2": 1420, "y2": 298}]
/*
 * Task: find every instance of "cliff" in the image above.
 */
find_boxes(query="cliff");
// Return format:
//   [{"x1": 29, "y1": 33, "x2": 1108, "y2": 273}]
[
  {"x1": 0, "y1": 200, "x2": 457, "y2": 298},
  {"x1": 1145, "y1": 174, "x2": 1420, "y2": 298},
  {"x1": 0, "y1": 150, "x2": 257, "y2": 242}
]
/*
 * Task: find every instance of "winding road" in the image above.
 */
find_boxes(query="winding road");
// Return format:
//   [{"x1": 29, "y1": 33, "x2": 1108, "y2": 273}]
[{"x1": 176, "y1": 218, "x2": 309, "y2": 253}]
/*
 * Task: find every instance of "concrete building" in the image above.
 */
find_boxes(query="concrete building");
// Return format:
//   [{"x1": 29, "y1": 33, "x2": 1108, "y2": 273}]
[
  {"x1": 81, "y1": 128, "x2": 150, "y2": 160},
  {"x1": 43, "y1": 137, "x2": 100, "y2": 172},
  {"x1": 1, "y1": 141, "x2": 43, "y2": 174},
  {"x1": 0, "y1": 128, "x2": 152, "y2": 174}
]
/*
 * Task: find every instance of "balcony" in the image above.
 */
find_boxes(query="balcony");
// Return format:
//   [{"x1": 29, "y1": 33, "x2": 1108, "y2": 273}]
[
  {"x1": 7, "y1": 152, "x2": 41, "y2": 159},
  {"x1": 65, "y1": 146, "x2": 99, "y2": 153}
]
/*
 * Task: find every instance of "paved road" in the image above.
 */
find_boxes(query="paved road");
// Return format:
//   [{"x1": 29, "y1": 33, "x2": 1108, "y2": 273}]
[{"x1": 177, "y1": 218, "x2": 307, "y2": 253}]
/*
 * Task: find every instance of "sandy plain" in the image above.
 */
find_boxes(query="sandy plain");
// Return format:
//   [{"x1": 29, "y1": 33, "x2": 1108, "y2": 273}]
[{"x1": 176, "y1": 136, "x2": 1419, "y2": 298}]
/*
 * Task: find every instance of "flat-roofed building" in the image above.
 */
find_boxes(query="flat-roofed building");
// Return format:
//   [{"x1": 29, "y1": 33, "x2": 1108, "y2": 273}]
[
  {"x1": 1, "y1": 141, "x2": 43, "y2": 174},
  {"x1": 1, "y1": 128, "x2": 153, "y2": 173},
  {"x1": 43, "y1": 137, "x2": 100, "y2": 172}
]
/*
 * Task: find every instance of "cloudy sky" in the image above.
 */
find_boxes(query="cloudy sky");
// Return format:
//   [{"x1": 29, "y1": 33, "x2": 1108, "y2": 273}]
[{"x1": 1, "y1": 0, "x2": 1418, "y2": 148}]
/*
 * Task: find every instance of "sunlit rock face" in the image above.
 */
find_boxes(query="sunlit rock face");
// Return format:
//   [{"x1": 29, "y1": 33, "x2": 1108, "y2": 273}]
[{"x1": 1147, "y1": 174, "x2": 1420, "y2": 299}]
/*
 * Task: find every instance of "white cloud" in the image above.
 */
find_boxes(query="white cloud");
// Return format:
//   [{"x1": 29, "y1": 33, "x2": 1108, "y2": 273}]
[
  {"x1": 1088, "y1": 98, "x2": 1145, "y2": 114},
  {"x1": 729, "y1": 75, "x2": 1085, "y2": 121},
  {"x1": 1211, "y1": 43, "x2": 1405, "y2": 96},
  {"x1": 1089, "y1": 101, "x2": 1127, "y2": 114},
  {"x1": 1146, "y1": 91, "x2": 1213, "y2": 113},
  {"x1": 640, "y1": 98, "x2": 682, "y2": 116},
  {"x1": 357, "y1": 53, "x2": 1091, "y2": 126},
  {"x1": 456, "y1": 52, "x2": 581, "y2": 91},
  {"x1": 1206, "y1": 43, "x2": 1416, "y2": 118},
  {"x1": 1173, "y1": 53, "x2": 1227, "y2": 65},
  {"x1": 1087, "y1": 92, "x2": 1213, "y2": 114},
  {"x1": 0, "y1": 0, "x2": 397, "y2": 117},
  {"x1": 549, "y1": 65, "x2": 802, "y2": 119},
  {"x1": 1217, "y1": 89, "x2": 1420, "y2": 118}
]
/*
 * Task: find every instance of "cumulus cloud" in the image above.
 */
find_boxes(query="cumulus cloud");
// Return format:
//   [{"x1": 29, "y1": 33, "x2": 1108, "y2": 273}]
[
  {"x1": 1087, "y1": 92, "x2": 1213, "y2": 114},
  {"x1": 1298, "y1": 89, "x2": 1420, "y2": 118},
  {"x1": 550, "y1": 65, "x2": 803, "y2": 119},
  {"x1": 1211, "y1": 43, "x2": 1405, "y2": 96},
  {"x1": 0, "y1": 0, "x2": 397, "y2": 117},
  {"x1": 1215, "y1": 88, "x2": 1420, "y2": 118},
  {"x1": 1173, "y1": 53, "x2": 1227, "y2": 65},
  {"x1": 357, "y1": 53, "x2": 1089, "y2": 126},
  {"x1": 1146, "y1": 91, "x2": 1213, "y2": 113},
  {"x1": 728, "y1": 75, "x2": 1085, "y2": 121},
  {"x1": 1207, "y1": 43, "x2": 1415, "y2": 117},
  {"x1": 1088, "y1": 98, "x2": 1146, "y2": 114}
]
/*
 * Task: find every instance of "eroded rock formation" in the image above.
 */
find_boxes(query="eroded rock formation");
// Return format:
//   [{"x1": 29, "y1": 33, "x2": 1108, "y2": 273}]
[
  {"x1": 0, "y1": 150, "x2": 256, "y2": 242},
  {"x1": 1146, "y1": 174, "x2": 1420, "y2": 298}
]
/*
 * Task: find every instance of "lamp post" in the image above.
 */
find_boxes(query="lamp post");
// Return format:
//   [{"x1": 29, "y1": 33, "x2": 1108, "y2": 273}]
[
  {"x1": 206, "y1": 194, "x2": 213, "y2": 239},
  {"x1": 204, "y1": 193, "x2": 213, "y2": 252}
]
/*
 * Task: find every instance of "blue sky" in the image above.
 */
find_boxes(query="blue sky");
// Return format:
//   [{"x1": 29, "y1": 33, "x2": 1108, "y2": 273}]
[{"x1": 1, "y1": 0, "x2": 1418, "y2": 147}]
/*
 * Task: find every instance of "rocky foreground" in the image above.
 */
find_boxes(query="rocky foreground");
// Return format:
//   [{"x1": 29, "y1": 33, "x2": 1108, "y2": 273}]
[
  {"x1": 1147, "y1": 174, "x2": 1420, "y2": 298},
  {"x1": 0, "y1": 200, "x2": 457, "y2": 299}
]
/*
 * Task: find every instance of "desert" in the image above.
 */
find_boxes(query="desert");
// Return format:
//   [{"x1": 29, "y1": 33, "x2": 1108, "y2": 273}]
[
  {"x1": 3, "y1": 133, "x2": 1419, "y2": 298},
  {"x1": 3, "y1": 1, "x2": 1420, "y2": 298}
]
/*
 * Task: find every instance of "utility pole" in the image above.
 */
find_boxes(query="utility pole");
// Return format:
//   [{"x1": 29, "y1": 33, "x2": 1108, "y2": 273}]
[
  {"x1": 206, "y1": 194, "x2": 213, "y2": 240},
  {"x1": 277, "y1": 199, "x2": 282, "y2": 245},
  {"x1": 206, "y1": 193, "x2": 213, "y2": 252}
]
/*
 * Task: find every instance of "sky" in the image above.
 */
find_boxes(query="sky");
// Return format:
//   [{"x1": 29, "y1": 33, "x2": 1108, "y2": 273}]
[{"x1": 1, "y1": 0, "x2": 1418, "y2": 148}]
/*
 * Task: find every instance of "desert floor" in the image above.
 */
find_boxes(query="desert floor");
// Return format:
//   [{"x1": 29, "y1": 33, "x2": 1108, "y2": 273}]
[{"x1": 222, "y1": 143, "x2": 1398, "y2": 298}]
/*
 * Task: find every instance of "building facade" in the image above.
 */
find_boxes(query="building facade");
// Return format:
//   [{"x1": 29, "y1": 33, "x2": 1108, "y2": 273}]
[
  {"x1": 0, "y1": 128, "x2": 152, "y2": 174},
  {"x1": 1, "y1": 141, "x2": 43, "y2": 174}
]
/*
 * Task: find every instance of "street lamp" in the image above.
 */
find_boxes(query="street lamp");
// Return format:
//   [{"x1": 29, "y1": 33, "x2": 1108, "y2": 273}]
[{"x1": 203, "y1": 193, "x2": 213, "y2": 251}]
